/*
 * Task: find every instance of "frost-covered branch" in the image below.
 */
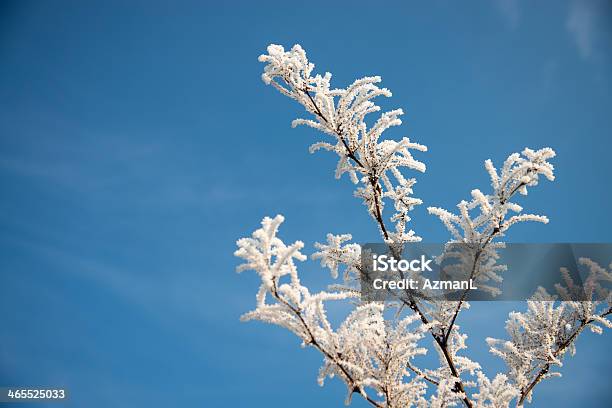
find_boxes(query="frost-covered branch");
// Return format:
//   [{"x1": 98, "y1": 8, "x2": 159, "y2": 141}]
[
  {"x1": 487, "y1": 258, "x2": 611, "y2": 406},
  {"x1": 236, "y1": 216, "x2": 432, "y2": 407},
  {"x1": 428, "y1": 148, "x2": 556, "y2": 342},
  {"x1": 398, "y1": 148, "x2": 557, "y2": 407},
  {"x1": 259, "y1": 44, "x2": 426, "y2": 246}
]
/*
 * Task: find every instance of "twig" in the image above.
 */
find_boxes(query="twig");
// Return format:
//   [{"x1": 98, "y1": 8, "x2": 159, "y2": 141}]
[
  {"x1": 271, "y1": 280, "x2": 384, "y2": 408},
  {"x1": 301, "y1": 87, "x2": 388, "y2": 240},
  {"x1": 407, "y1": 362, "x2": 440, "y2": 386},
  {"x1": 442, "y1": 180, "x2": 529, "y2": 343},
  {"x1": 517, "y1": 307, "x2": 612, "y2": 406}
]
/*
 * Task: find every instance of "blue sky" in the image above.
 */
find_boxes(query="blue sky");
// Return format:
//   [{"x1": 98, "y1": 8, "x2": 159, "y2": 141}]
[{"x1": 0, "y1": 1, "x2": 611, "y2": 406}]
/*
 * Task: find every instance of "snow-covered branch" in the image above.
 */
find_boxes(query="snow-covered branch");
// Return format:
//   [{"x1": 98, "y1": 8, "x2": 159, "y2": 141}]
[
  {"x1": 234, "y1": 43, "x2": 610, "y2": 408},
  {"x1": 259, "y1": 44, "x2": 426, "y2": 245},
  {"x1": 487, "y1": 259, "x2": 611, "y2": 406},
  {"x1": 427, "y1": 148, "x2": 557, "y2": 341},
  {"x1": 236, "y1": 215, "x2": 433, "y2": 407}
]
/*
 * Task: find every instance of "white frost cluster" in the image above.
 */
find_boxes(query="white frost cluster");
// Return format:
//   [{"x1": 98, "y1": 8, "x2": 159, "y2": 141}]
[
  {"x1": 429, "y1": 148, "x2": 556, "y2": 242},
  {"x1": 236, "y1": 215, "x2": 352, "y2": 342},
  {"x1": 428, "y1": 148, "x2": 556, "y2": 295},
  {"x1": 312, "y1": 233, "x2": 361, "y2": 281},
  {"x1": 259, "y1": 44, "x2": 426, "y2": 245},
  {"x1": 472, "y1": 372, "x2": 519, "y2": 408}
]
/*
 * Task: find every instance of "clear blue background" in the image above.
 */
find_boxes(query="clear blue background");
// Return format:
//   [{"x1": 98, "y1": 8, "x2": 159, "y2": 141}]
[{"x1": 1, "y1": 1, "x2": 611, "y2": 406}]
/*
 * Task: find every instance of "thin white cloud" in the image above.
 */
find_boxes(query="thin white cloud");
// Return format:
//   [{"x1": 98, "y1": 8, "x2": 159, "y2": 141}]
[
  {"x1": 567, "y1": 0, "x2": 596, "y2": 60},
  {"x1": 495, "y1": 0, "x2": 520, "y2": 29}
]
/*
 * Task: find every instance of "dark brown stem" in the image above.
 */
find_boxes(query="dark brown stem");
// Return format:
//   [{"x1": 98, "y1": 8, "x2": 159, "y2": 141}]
[
  {"x1": 436, "y1": 335, "x2": 473, "y2": 407},
  {"x1": 406, "y1": 362, "x2": 440, "y2": 386}
]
